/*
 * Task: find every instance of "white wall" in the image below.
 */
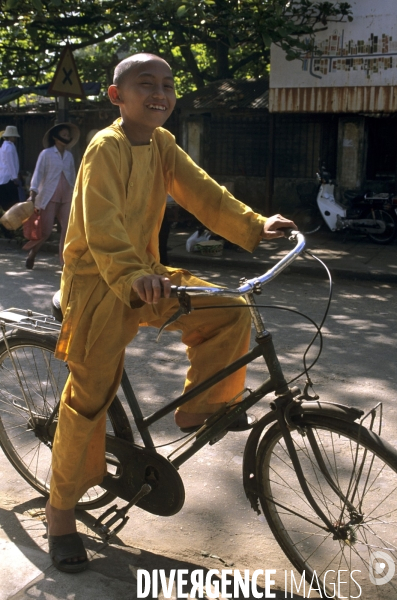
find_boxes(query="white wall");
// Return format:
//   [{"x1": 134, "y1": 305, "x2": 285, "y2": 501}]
[{"x1": 270, "y1": 0, "x2": 397, "y2": 88}]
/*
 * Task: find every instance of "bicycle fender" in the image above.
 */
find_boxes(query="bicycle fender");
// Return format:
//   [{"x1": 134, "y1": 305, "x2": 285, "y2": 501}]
[
  {"x1": 294, "y1": 400, "x2": 364, "y2": 422},
  {"x1": 242, "y1": 400, "x2": 364, "y2": 515}
]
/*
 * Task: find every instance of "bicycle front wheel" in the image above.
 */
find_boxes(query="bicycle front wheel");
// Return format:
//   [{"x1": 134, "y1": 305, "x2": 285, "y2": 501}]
[
  {"x1": 256, "y1": 415, "x2": 397, "y2": 599},
  {"x1": 0, "y1": 332, "x2": 132, "y2": 510}
]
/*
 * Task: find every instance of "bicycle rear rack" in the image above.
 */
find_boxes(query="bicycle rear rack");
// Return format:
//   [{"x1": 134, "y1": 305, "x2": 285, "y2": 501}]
[{"x1": 0, "y1": 308, "x2": 61, "y2": 336}]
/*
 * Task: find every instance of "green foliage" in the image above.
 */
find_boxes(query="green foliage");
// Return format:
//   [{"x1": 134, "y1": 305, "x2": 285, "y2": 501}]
[{"x1": 0, "y1": 0, "x2": 352, "y2": 93}]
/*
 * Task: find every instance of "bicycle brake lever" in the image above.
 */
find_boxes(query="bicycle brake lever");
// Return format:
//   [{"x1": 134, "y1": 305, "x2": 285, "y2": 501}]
[{"x1": 156, "y1": 292, "x2": 192, "y2": 342}]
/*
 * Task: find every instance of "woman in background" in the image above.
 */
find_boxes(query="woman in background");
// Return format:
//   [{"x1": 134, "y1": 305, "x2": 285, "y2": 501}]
[{"x1": 26, "y1": 122, "x2": 79, "y2": 269}]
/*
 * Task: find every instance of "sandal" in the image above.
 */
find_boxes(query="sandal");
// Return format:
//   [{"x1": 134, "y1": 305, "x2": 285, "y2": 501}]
[
  {"x1": 25, "y1": 252, "x2": 35, "y2": 270},
  {"x1": 48, "y1": 531, "x2": 88, "y2": 573},
  {"x1": 180, "y1": 412, "x2": 257, "y2": 433}
]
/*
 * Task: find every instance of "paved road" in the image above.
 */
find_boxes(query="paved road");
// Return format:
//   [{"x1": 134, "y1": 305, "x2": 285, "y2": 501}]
[{"x1": 0, "y1": 244, "x2": 396, "y2": 599}]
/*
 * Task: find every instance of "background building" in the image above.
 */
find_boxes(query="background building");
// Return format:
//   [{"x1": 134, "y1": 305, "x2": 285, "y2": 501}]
[{"x1": 270, "y1": 0, "x2": 397, "y2": 206}]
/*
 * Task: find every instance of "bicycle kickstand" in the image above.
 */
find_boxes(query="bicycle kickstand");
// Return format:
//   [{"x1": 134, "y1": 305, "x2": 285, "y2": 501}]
[{"x1": 94, "y1": 483, "x2": 152, "y2": 540}]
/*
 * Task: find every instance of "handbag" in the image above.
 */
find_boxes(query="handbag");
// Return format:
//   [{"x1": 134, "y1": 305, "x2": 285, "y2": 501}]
[
  {"x1": 22, "y1": 211, "x2": 42, "y2": 244},
  {"x1": 0, "y1": 200, "x2": 34, "y2": 230}
]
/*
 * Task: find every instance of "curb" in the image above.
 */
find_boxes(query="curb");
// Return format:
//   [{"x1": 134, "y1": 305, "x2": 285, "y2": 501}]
[
  {"x1": 167, "y1": 250, "x2": 397, "y2": 285},
  {"x1": 2, "y1": 235, "x2": 396, "y2": 285}
]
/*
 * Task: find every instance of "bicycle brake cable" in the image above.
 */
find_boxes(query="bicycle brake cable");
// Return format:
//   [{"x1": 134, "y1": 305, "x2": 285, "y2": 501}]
[
  {"x1": 152, "y1": 255, "x2": 332, "y2": 448},
  {"x1": 191, "y1": 248, "x2": 333, "y2": 386},
  {"x1": 290, "y1": 249, "x2": 333, "y2": 383}
]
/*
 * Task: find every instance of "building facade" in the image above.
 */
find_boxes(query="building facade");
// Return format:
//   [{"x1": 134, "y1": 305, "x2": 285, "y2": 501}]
[{"x1": 270, "y1": 0, "x2": 397, "y2": 202}]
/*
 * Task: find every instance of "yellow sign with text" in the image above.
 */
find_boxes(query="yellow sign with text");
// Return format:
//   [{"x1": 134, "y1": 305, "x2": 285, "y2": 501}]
[{"x1": 48, "y1": 43, "x2": 85, "y2": 99}]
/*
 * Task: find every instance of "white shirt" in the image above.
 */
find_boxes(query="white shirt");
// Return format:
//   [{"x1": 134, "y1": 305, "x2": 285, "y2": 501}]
[
  {"x1": 0, "y1": 140, "x2": 19, "y2": 185},
  {"x1": 30, "y1": 146, "x2": 76, "y2": 209}
]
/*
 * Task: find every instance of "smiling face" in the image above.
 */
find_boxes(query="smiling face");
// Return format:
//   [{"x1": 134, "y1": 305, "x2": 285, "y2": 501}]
[{"x1": 108, "y1": 55, "x2": 176, "y2": 145}]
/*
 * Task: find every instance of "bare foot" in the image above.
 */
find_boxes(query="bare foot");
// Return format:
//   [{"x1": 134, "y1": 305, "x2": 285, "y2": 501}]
[{"x1": 45, "y1": 499, "x2": 77, "y2": 537}]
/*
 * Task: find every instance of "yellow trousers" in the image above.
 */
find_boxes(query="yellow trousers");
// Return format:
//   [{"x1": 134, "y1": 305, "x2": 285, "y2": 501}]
[{"x1": 50, "y1": 270, "x2": 251, "y2": 509}]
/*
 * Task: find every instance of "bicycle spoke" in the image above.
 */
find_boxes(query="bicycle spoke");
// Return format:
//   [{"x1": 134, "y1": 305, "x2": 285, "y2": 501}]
[
  {"x1": 0, "y1": 337, "x2": 125, "y2": 509},
  {"x1": 257, "y1": 418, "x2": 397, "y2": 598}
]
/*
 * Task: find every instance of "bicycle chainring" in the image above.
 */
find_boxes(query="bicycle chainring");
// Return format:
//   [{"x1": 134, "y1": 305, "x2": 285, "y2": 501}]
[{"x1": 102, "y1": 435, "x2": 185, "y2": 516}]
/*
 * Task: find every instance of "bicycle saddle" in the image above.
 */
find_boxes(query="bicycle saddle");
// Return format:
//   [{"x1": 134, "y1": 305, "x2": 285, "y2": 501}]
[{"x1": 52, "y1": 290, "x2": 63, "y2": 323}]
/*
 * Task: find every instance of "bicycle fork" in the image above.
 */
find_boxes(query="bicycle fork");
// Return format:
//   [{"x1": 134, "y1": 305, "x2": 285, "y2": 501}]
[
  {"x1": 273, "y1": 394, "x2": 369, "y2": 542},
  {"x1": 273, "y1": 398, "x2": 343, "y2": 538},
  {"x1": 244, "y1": 291, "x2": 360, "y2": 539}
]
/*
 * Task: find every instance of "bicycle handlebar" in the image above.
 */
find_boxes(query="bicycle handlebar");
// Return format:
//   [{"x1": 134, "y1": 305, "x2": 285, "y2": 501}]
[{"x1": 170, "y1": 230, "x2": 305, "y2": 298}]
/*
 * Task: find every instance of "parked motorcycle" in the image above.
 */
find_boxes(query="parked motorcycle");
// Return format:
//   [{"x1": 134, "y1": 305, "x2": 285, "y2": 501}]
[{"x1": 295, "y1": 166, "x2": 397, "y2": 244}]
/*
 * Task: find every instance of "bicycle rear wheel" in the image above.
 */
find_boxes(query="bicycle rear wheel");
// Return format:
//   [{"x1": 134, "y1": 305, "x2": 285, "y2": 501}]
[
  {"x1": 366, "y1": 209, "x2": 396, "y2": 244},
  {"x1": 0, "y1": 332, "x2": 132, "y2": 509},
  {"x1": 256, "y1": 415, "x2": 397, "y2": 599},
  {"x1": 293, "y1": 207, "x2": 323, "y2": 235}
]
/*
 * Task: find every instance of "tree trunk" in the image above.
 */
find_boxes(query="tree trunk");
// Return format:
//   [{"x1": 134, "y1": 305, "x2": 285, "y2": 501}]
[
  {"x1": 215, "y1": 40, "x2": 230, "y2": 79},
  {"x1": 173, "y1": 26, "x2": 206, "y2": 88}
]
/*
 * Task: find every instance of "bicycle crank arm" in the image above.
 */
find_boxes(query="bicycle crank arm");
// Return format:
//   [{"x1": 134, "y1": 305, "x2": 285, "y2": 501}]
[{"x1": 94, "y1": 483, "x2": 152, "y2": 540}]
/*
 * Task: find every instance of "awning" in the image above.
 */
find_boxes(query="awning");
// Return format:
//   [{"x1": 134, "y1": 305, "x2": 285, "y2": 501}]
[{"x1": 269, "y1": 86, "x2": 397, "y2": 113}]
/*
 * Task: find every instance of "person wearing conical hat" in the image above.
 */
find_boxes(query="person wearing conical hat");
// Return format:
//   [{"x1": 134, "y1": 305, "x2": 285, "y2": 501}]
[
  {"x1": 0, "y1": 125, "x2": 21, "y2": 216},
  {"x1": 24, "y1": 122, "x2": 79, "y2": 269}
]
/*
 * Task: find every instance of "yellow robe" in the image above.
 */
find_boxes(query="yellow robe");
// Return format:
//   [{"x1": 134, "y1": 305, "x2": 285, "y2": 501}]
[
  {"x1": 50, "y1": 119, "x2": 268, "y2": 509},
  {"x1": 55, "y1": 119, "x2": 266, "y2": 363}
]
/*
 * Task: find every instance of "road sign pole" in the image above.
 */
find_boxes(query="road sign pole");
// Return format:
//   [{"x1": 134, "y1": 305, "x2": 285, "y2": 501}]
[
  {"x1": 48, "y1": 43, "x2": 85, "y2": 120},
  {"x1": 57, "y1": 96, "x2": 69, "y2": 123}
]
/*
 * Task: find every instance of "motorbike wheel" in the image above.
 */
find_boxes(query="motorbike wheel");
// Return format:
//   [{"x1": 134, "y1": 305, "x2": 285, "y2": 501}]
[
  {"x1": 366, "y1": 208, "x2": 397, "y2": 244},
  {"x1": 293, "y1": 207, "x2": 323, "y2": 235}
]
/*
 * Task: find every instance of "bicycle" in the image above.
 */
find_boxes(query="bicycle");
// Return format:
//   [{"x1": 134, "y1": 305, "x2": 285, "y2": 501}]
[{"x1": 0, "y1": 230, "x2": 396, "y2": 599}]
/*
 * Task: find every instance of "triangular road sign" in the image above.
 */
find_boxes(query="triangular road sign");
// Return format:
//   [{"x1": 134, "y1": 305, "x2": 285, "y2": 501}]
[{"x1": 48, "y1": 43, "x2": 85, "y2": 99}]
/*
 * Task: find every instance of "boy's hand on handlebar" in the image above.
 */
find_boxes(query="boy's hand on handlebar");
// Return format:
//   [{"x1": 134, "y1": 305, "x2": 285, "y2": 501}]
[
  {"x1": 132, "y1": 275, "x2": 171, "y2": 304},
  {"x1": 261, "y1": 214, "x2": 297, "y2": 240}
]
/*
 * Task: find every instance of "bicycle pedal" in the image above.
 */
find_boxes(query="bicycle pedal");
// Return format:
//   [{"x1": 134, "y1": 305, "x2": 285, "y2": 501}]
[
  {"x1": 94, "y1": 483, "x2": 152, "y2": 540},
  {"x1": 94, "y1": 504, "x2": 130, "y2": 540}
]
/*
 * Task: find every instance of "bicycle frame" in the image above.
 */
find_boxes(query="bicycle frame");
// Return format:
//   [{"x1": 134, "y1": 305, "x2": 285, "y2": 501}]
[
  {"x1": 111, "y1": 284, "x2": 363, "y2": 541},
  {"x1": 123, "y1": 326, "x2": 286, "y2": 463}
]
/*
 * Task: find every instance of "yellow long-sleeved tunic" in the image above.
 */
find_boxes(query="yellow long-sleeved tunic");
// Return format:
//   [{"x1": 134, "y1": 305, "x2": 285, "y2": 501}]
[{"x1": 55, "y1": 119, "x2": 267, "y2": 363}]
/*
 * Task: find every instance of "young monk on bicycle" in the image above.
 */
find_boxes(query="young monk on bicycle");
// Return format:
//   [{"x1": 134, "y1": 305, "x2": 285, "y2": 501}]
[{"x1": 46, "y1": 52, "x2": 296, "y2": 572}]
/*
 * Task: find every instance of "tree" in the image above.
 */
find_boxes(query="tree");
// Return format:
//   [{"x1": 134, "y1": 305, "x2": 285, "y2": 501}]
[{"x1": 0, "y1": 1, "x2": 352, "y2": 94}]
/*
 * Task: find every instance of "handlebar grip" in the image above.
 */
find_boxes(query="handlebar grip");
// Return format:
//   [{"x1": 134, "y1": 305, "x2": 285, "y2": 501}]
[
  {"x1": 169, "y1": 285, "x2": 179, "y2": 298},
  {"x1": 280, "y1": 227, "x2": 296, "y2": 239}
]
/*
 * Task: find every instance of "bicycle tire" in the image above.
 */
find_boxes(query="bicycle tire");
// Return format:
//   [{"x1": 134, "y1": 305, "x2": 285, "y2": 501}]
[
  {"x1": 366, "y1": 209, "x2": 397, "y2": 244},
  {"x1": 0, "y1": 331, "x2": 133, "y2": 510},
  {"x1": 256, "y1": 414, "x2": 397, "y2": 599}
]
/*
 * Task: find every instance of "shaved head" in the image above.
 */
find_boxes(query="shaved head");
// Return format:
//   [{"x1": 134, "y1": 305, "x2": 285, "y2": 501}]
[{"x1": 113, "y1": 53, "x2": 171, "y2": 86}]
